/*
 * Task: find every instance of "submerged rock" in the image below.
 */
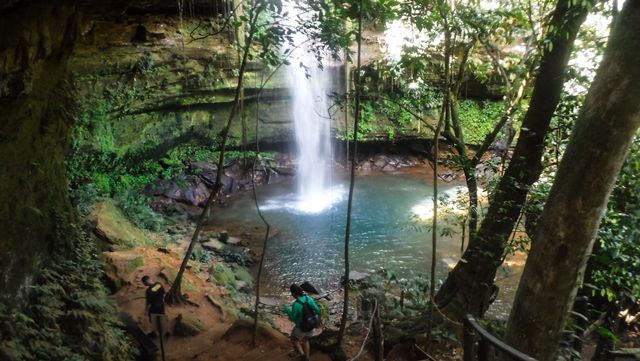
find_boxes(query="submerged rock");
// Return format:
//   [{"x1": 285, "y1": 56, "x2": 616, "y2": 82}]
[
  {"x1": 258, "y1": 297, "x2": 279, "y2": 307},
  {"x1": 348, "y1": 271, "x2": 370, "y2": 282}
]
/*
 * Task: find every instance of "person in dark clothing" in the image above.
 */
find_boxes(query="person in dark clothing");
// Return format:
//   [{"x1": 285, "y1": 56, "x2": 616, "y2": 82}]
[
  {"x1": 142, "y1": 275, "x2": 167, "y2": 361},
  {"x1": 284, "y1": 284, "x2": 320, "y2": 361},
  {"x1": 142, "y1": 275, "x2": 165, "y2": 318}
]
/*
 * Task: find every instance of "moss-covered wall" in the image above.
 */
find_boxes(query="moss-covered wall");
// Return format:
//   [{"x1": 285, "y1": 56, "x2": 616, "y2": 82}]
[
  {"x1": 68, "y1": 12, "x2": 295, "y2": 163},
  {"x1": 0, "y1": 1, "x2": 81, "y2": 302},
  {"x1": 0, "y1": 1, "x2": 305, "y2": 301}
]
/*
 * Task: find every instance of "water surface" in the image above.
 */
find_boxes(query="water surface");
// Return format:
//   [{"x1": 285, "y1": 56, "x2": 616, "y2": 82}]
[{"x1": 212, "y1": 172, "x2": 520, "y2": 318}]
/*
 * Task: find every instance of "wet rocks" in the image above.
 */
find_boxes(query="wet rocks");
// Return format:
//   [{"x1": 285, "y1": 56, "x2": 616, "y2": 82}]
[
  {"x1": 348, "y1": 271, "x2": 370, "y2": 282},
  {"x1": 358, "y1": 154, "x2": 423, "y2": 173},
  {"x1": 258, "y1": 297, "x2": 279, "y2": 307},
  {"x1": 191, "y1": 161, "x2": 237, "y2": 195}
]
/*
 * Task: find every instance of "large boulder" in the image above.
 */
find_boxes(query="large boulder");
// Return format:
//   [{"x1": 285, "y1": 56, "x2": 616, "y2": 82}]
[
  {"x1": 91, "y1": 200, "x2": 146, "y2": 249},
  {"x1": 199, "y1": 172, "x2": 237, "y2": 195},
  {"x1": 182, "y1": 182, "x2": 211, "y2": 207},
  {"x1": 162, "y1": 181, "x2": 210, "y2": 207},
  {"x1": 223, "y1": 317, "x2": 289, "y2": 344}
]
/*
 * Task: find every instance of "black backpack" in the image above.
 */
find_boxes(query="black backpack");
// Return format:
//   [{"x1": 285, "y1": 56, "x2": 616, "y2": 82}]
[{"x1": 297, "y1": 298, "x2": 319, "y2": 332}]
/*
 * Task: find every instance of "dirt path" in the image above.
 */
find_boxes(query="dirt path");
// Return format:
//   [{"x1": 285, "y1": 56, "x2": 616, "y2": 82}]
[{"x1": 106, "y1": 246, "x2": 348, "y2": 361}]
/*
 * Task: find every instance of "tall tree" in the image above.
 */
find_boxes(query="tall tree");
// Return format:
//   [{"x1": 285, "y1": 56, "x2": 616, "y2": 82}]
[
  {"x1": 504, "y1": 1, "x2": 640, "y2": 359},
  {"x1": 337, "y1": 0, "x2": 363, "y2": 346},
  {"x1": 166, "y1": 3, "x2": 262, "y2": 304},
  {"x1": 434, "y1": 0, "x2": 592, "y2": 318}
]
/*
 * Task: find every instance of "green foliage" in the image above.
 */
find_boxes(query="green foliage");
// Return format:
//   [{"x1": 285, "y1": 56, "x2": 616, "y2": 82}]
[
  {"x1": 345, "y1": 94, "x2": 438, "y2": 141},
  {"x1": 355, "y1": 269, "x2": 457, "y2": 342},
  {"x1": 114, "y1": 190, "x2": 165, "y2": 232},
  {"x1": 0, "y1": 227, "x2": 138, "y2": 360},
  {"x1": 591, "y1": 137, "x2": 640, "y2": 301},
  {"x1": 456, "y1": 100, "x2": 505, "y2": 144},
  {"x1": 522, "y1": 180, "x2": 552, "y2": 240},
  {"x1": 132, "y1": 51, "x2": 155, "y2": 77}
]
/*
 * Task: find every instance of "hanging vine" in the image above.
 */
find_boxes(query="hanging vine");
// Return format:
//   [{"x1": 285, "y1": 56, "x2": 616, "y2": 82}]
[{"x1": 337, "y1": 0, "x2": 363, "y2": 347}]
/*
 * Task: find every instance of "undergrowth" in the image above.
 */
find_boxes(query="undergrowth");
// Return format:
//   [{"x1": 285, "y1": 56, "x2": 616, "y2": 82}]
[
  {"x1": 68, "y1": 130, "x2": 267, "y2": 230},
  {"x1": 0, "y1": 225, "x2": 138, "y2": 361}
]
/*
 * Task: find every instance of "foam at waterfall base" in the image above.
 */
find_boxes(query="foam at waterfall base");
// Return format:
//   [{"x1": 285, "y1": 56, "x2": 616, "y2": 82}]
[{"x1": 259, "y1": 184, "x2": 347, "y2": 214}]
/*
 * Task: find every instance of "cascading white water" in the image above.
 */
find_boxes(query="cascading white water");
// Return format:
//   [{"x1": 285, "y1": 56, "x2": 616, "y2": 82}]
[{"x1": 284, "y1": 4, "x2": 340, "y2": 213}]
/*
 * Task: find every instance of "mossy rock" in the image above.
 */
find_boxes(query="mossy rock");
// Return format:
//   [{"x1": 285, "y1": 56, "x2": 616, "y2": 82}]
[
  {"x1": 102, "y1": 252, "x2": 145, "y2": 290},
  {"x1": 124, "y1": 255, "x2": 145, "y2": 273},
  {"x1": 174, "y1": 313, "x2": 208, "y2": 337},
  {"x1": 210, "y1": 263, "x2": 237, "y2": 289},
  {"x1": 231, "y1": 265, "x2": 254, "y2": 285},
  {"x1": 159, "y1": 266, "x2": 199, "y2": 293},
  {"x1": 91, "y1": 200, "x2": 146, "y2": 249}
]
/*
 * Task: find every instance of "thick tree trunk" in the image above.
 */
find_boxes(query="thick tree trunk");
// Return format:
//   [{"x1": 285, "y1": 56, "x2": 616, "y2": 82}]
[
  {"x1": 503, "y1": 2, "x2": 640, "y2": 359},
  {"x1": 434, "y1": 0, "x2": 590, "y2": 319}
]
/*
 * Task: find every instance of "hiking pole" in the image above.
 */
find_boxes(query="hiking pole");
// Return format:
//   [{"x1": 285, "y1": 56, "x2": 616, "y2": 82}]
[{"x1": 157, "y1": 316, "x2": 166, "y2": 361}]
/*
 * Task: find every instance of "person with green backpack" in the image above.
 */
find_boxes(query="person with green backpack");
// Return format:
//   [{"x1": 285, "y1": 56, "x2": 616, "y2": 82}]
[{"x1": 284, "y1": 284, "x2": 320, "y2": 361}]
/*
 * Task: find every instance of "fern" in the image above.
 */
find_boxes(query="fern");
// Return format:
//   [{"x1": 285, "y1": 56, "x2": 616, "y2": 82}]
[{"x1": 0, "y1": 226, "x2": 139, "y2": 361}]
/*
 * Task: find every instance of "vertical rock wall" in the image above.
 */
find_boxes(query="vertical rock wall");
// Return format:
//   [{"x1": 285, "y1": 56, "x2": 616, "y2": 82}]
[{"x1": 0, "y1": 1, "x2": 81, "y2": 302}]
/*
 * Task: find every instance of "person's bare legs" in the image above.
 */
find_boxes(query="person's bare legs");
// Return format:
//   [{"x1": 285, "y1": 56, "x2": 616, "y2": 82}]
[
  {"x1": 302, "y1": 339, "x2": 310, "y2": 359},
  {"x1": 291, "y1": 336, "x2": 304, "y2": 356}
]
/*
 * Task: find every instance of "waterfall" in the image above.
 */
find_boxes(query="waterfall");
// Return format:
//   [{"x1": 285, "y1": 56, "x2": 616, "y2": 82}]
[{"x1": 284, "y1": 4, "x2": 339, "y2": 213}]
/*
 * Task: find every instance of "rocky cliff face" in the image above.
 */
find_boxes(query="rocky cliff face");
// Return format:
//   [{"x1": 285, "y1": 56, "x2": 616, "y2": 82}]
[
  {"x1": 69, "y1": 8, "x2": 301, "y2": 157},
  {"x1": 0, "y1": 0, "x2": 500, "y2": 302},
  {"x1": 0, "y1": 1, "x2": 81, "y2": 301},
  {"x1": 0, "y1": 0, "x2": 319, "y2": 302}
]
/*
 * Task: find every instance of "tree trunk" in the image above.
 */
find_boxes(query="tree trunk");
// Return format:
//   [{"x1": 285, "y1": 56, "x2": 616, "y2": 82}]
[
  {"x1": 449, "y1": 100, "x2": 479, "y2": 239},
  {"x1": 337, "y1": 0, "x2": 362, "y2": 346},
  {"x1": 434, "y1": 0, "x2": 590, "y2": 319},
  {"x1": 427, "y1": 4, "x2": 450, "y2": 346},
  {"x1": 503, "y1": 2, "x2": 640, "y2": 359},
  {"x1": 166, "y1": 9, "x2": 259, "y2": 304}
]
